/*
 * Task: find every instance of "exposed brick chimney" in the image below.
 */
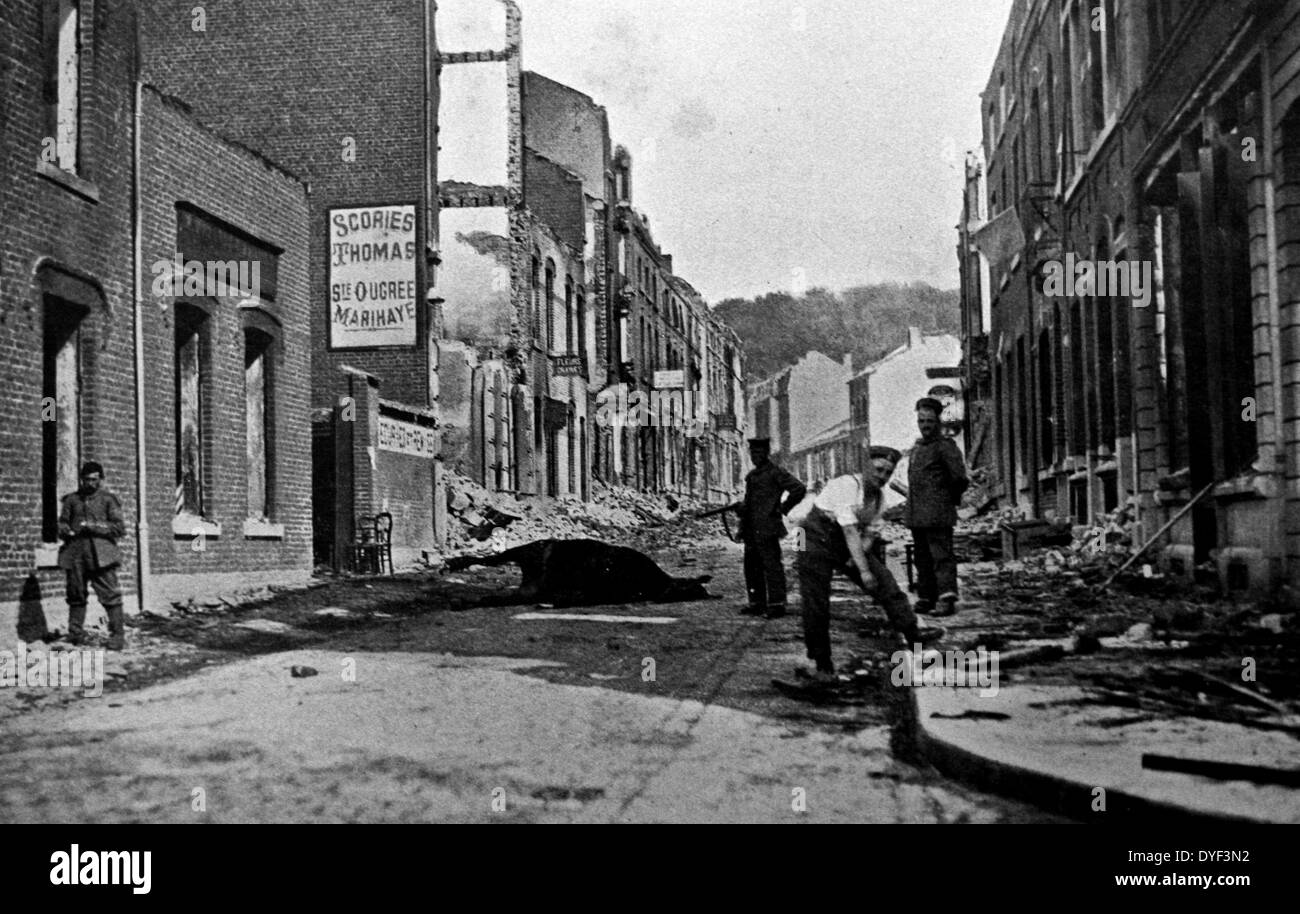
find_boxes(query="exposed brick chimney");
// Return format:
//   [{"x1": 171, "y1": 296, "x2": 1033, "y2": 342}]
[{"x1": 908, "y1": 326, "x2": 923, "y2": 349}]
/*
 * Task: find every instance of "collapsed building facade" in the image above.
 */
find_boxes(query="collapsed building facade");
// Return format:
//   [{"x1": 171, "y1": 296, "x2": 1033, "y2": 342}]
[
  {"x1": 961, "y1": 0, "x2": 1300, "y2": 600},
  {"x1": 439, "y1": 7, "x2": 747, "y2": 506}
]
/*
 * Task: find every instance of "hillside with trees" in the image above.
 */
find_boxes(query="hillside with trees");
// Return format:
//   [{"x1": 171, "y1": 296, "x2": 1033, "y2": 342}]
[{"x1": 712, "y1": 282, "x2": 961, "y2": 381}]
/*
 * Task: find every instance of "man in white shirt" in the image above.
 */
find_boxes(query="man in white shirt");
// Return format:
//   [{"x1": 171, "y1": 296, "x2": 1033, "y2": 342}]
[{"x1": 793, "y1": 446, "x2": 943, "y2": 684}]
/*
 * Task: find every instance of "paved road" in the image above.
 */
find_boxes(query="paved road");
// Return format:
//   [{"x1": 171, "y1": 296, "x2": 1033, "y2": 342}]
[{"x1": 0, "y1": 540, "x2": 1060, "y2": 822}]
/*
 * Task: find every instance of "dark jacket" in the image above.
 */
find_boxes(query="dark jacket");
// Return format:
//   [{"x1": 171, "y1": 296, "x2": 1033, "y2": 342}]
[
  {"x1": 57, "y1": 488, "x2": 126, "y2": 571},
  {"x1": 905, "y1": 436, "x2": 968, "y2": 529},
  {"x1": 740, "y1": 460, "x2": 807, "y2": 540}
]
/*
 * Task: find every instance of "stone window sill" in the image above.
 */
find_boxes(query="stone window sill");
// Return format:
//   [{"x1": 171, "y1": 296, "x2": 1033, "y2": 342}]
[
  {"x1": 243, "y1": 519, "x2": 285, "y2": 539},
  {"x1": 173, "y1": 514, "x2": 222, "y2": 538},
  {"x1": 1154, "y1": 488, "x2": 1190, "y2": 507},
  {"x1": 36, "y1": 161, "x2": 100, "y2": 203},
  {"x1": 35, "y1": 543, "x2": 61, "y2": 569},
  {"x1": 1214, "y1": 473, "x2": 1280, "y2": 502}
]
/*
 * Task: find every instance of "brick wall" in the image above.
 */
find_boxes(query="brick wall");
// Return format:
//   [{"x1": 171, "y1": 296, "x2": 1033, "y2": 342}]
[
  {"x1": 522, "y1": 72, "x2": 610, "y2": 198},
  {"x1": 0, "y1": 0, "x2": 140, "y2": 641},
  {"x1": 139, "y1": 0, "x2": 435, "y2": 408},
  {"x1": 139, "y1": 87, "x2": 313, "y2": 585},
  {"x1": 525, "y1": 150, "x2": 585, "y2": 251}
]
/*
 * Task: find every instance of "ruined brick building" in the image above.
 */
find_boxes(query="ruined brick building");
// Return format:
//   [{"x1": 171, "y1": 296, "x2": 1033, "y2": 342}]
[
  {"x1": 439, "y1": 3, "x2": 745, "y2": 505},
  {"x1": 961, "y1": 0, "x2": 1300, "y2": 600}
]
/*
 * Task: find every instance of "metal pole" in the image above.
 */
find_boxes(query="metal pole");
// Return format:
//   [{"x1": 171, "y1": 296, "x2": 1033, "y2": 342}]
[
  {"x1": 132, "y1": 76, "x2": 152, "y2": 617},
  {"x1": 1099, "y1": 481, "x2": 1215, "y2": 590}
]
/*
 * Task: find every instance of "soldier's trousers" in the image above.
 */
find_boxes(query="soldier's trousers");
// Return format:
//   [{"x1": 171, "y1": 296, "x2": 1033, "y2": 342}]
[
  {"x1": 911, "y1": 526, "x2": 958, "y2": 602},
  {"x1": 65, "y1": 563, "x2": 124, "y2": 635},
  {"x1": 797, "y1": 552, "x2": 916, "y2": 670},
  {"x1": 742, "y1": 535, "x2": 787, "y2": 609}
]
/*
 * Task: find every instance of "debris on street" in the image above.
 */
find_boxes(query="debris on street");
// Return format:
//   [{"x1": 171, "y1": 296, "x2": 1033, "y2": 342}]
[{"x1": 441, "y1": 472, "x2": 726, "y2": 560}]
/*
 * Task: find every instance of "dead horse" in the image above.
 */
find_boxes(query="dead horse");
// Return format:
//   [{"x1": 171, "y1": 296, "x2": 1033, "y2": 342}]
[{"x1": 444, "y1": 538, "x2": 713, "y2": 607}]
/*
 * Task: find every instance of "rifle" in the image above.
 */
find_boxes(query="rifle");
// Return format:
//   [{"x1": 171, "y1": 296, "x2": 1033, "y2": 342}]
[
  {"x1": 693, "y1": 501, "x2": 743, "y2": 520},
  {"x1": 694, "y1": 501, "x2": 744, "y2": 542}
]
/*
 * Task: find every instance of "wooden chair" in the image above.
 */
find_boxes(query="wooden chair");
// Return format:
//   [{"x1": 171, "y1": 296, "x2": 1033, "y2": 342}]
[{"x1": 350, "y1": 512, "x2": 394, "y2": 575}]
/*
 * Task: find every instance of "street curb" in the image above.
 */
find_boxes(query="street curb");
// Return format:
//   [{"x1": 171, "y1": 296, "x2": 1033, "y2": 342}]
[{"x1": 906, "y1": 689, "x2": 1265, "y2": 824}]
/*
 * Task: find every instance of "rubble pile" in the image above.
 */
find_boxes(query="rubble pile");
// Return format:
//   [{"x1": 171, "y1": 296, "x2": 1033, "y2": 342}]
[
  {"x1": 1069, "y1": 498, "x2": 1138, "y2": 566},
  {"x1": 441, "y1": 472, "x2": 723, "y2": 559},
  {"x1": 947, "y1": 546, "x2": 1300, "y2": 727}
]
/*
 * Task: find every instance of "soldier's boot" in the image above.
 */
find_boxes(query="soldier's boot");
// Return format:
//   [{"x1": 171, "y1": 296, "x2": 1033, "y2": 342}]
[
  {"x1": 66, "y1": 604, "x2": 87, "y2": 646},
  {"x1": 764, "y1": 602, "x2": 787, "y2": 619},
  {"x1": 105, "y1": 603, "x2": 126, "y2": 651},
  {"x1": 932, "y1": 593, "x2": 958, "y2": 617},
  {"x1": 901, "y1": 621, "x2": 946, "y2": 646}
]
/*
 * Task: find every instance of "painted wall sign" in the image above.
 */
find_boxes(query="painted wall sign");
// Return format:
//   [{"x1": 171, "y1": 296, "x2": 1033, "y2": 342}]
[
  {"x1": 378, "y1": 416, "x2": 438, "y2": 458},
  {"x1": 553, "y1": 354, "x2": 586, "y2": 377},
  {"x1": 654, "y1": 369, "x2": 684, "y2": 390},
  {"x1": 329, "y1": 205, "x2": 418, "y2": 348}
]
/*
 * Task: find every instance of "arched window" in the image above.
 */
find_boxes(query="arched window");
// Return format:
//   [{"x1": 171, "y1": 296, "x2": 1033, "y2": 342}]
[
  {"x1": 38, "y1": 266, "x2": 95, "y2": 542},
  {"x1": 576, "y1": 285, "x2": 587, "y2": 365},
  {"x1": 1046, "y1": 55, "x2": 1056, "y2": 181},
  {"x1": 564, "y1": 275, "x2": 575, "y2": 353},
  {"x1": 544, "y1": 260, "x2": 555, "y2": 353},
  {"x1": 530, "y1": 252, "x2": 540, "y2": 340},
  {"x1": 244, "y1": 327, "x2": 276, "y2": 521}
]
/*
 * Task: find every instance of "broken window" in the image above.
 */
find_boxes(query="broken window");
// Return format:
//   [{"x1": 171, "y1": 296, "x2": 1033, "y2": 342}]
[
  {"x1": 544, "y1": 262, "x2": 555, "y2": 353},
  {"x1": 45, "y1": 0, "x2": 80, "y2": 173},
  {"x1": 1038, "y1": 328, "x2": 1053, "y2": 469},
  {"x1": 1069, "y1": 299, "x2": 1086, "y2": 455},
  {"x1": 175, "y1": 305, "x2": 208, "y2": 517},
  {"x1": 564, "y1": 275, "x2": 574, "y2": 353},
  {"x1": 576, "y1": 287, "x2": 586, "y2": 366},
  {"x1": 1086, "y1": 2, "x2": 1105, "y2": 136},
  {"x1": 1061, "y1": 13, "x2": 1076, "y2": 182},
  {"x1": 245, "y1": 330, "x2": 273, "y2": 521},
  {"x1": 1104, "y1": 0, "x2": 1123, "y2": 114},
  {"x1": 530, "y1": 254, "x2": 540, "y2": 342},
  {"x1": 1094, "y1": 238, "x2": 1117, "y2": 447},
  {"x1": 1046, "y1": 56, "x2": 1057, "y2": 182},
  {"x1": 42, "y1": 296, "x2": 84, "y2": 542}
]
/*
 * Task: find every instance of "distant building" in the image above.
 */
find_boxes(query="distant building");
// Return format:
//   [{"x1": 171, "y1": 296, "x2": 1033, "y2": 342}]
[
  {"x1": 849, "y1": 328, "x2": 963, "y2": 456},
  {"x1": 748, "y1": 351, "x2": 853, "y2": 482}
]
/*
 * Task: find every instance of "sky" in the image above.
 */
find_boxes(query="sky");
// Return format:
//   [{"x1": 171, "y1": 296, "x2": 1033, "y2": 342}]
[{"x1": 517, "y1": 0, "x2": 1016, "y2": 303}]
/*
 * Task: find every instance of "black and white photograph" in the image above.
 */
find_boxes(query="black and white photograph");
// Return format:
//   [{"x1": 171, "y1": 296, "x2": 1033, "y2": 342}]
[{"x1": 0, "y1": 0, "x2": 1295, "y2": 874}]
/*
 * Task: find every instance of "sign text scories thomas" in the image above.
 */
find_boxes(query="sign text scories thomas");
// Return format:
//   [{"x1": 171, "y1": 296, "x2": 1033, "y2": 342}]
[
  {"x1": 377, "y1": 416, "x2": 437, "y2": 458},
  {"x1": 330, "y1": 205, "x2": 418, "y2": 349}
]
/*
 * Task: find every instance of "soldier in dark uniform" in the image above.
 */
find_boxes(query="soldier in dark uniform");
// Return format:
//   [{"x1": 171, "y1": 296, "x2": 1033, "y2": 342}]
[
  {"x1": 58, "y1": 461, "x2": 127, "y2": 650},
  {"x1": 737, "y1": 438, "x2": 806, "y2": 619},
  {"x1": 905, "y1": 398, "x2": 969, "y2": 618}
]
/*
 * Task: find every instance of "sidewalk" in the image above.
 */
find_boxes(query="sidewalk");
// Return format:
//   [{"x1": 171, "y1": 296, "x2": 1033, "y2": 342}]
[{"x1": 902, "y1": 555, "x2": 1300, "y2": 823}]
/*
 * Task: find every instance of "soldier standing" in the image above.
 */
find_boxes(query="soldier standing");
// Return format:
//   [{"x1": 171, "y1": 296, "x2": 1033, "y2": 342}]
[
  {"x1": 737, "y1": 438, "x2": 806, "y2": 619},
  {"x1": 905, "y1": 397, "x2": 969, "y2": 618},
  {"x1": 58, "y1": 461, "x2": 128, "y2": 650}
]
